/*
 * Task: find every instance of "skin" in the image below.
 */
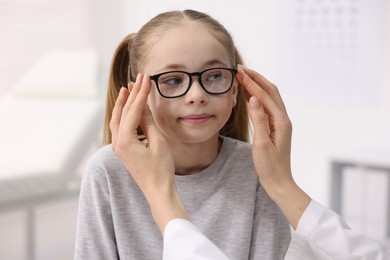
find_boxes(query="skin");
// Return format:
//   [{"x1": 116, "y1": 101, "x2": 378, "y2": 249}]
[{"x1": 110, "y1": 23, "x2": 311, "y2": 234}]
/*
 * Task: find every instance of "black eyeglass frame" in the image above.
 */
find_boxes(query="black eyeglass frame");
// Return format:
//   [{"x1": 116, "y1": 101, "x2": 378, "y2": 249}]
[{"x1": 149, "y1": 67, "x2": 237, "y2": 99}]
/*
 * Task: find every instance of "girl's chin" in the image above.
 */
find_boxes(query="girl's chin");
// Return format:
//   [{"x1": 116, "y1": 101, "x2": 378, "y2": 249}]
[{"x1": 165, "y1": 131, "x2": 220, "y2": 145}]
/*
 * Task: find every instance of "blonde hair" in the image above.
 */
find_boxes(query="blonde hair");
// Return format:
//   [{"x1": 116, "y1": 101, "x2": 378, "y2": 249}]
[{"x1": 103, "y1": 9, "x2": 249, "y2": 145}]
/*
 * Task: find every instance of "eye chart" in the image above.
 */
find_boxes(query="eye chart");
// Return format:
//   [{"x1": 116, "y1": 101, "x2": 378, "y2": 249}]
[{"x1": 274, "y1": 0, "x2": 385, "y2": 104}]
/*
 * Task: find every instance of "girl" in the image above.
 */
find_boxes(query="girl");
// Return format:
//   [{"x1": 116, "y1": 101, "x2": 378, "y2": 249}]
[{"x1": 75, "y1": 9, "x2": 291, "y2": 260}]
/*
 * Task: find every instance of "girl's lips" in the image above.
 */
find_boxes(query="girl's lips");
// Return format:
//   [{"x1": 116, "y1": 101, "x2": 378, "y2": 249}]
[{"x1": 180, "y1": 114, "x2": 213, "y2": 124}]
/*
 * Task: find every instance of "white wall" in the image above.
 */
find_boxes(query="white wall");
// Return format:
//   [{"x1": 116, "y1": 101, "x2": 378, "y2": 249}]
[
  {"x1": 120, "y1": 0, "x2": 390, "y2": 207},
  {"x1": 121, "y1": 0, "x2": 277, "y2": 75}
]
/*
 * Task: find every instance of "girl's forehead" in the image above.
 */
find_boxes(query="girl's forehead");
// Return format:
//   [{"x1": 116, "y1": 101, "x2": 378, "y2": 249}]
[{"x1": 142, "y1": 24, "x2": 231, "y2": 73}]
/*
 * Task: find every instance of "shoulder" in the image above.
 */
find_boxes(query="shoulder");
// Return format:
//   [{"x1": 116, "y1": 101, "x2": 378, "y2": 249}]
[
  {"x1": 83, "y1": 144, "x2": 127, "y2": 182},
  {"x1": 86, "y1": 144, "x2": 121, "y2": 170}
]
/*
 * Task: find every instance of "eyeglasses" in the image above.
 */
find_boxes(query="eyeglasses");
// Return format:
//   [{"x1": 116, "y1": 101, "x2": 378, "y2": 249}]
[{"x1": 150, "y1": 67, "x2": 237, "y2": 98}]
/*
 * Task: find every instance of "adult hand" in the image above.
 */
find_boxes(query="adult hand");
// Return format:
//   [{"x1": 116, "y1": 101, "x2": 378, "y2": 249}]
[
  {"x1": 110, "y1": 73, "x2": 189, "y2": 232},
  {"x1": 110, "y1": 73, "x2": 175, "y2": 195},
  {"x1": 236, "y1": 66, "x2": 293, "y2": 190},
  {"x1": 236, "y1": 65, "x2": 311, "y2": 229}
]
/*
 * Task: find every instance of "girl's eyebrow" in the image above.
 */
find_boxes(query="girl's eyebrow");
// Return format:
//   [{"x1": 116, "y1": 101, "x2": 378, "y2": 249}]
[
  {"x1": 202, "y1": 59, "x2": 228, "y2": 68},
  {"x1": 159, "y1": 59, "x2": 229, "y2": 72},
  {"x1": 160, "y1": 64, "x2": 184, "y2": 71}
]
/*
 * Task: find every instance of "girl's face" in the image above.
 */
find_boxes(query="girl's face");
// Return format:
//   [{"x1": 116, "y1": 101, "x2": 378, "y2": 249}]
[{"x1": 142, "y1": 23, "x2": 237, "y2": 145}]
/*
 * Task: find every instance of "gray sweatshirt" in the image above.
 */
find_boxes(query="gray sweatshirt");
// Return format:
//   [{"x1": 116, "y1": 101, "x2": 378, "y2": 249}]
[{"x1": 75, "y1": 136, "x2": 291, "y2": 260}]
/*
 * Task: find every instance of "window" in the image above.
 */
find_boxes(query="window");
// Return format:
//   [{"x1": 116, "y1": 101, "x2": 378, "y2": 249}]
[{"x1": 331, "y1": 160, "x2": 390, "y2": 246}]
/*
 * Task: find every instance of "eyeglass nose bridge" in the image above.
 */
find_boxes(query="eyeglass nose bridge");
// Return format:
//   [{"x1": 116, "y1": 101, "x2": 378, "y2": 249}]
[{"x1": 185, "y1": 71, "x2": 206, "y2": 91}]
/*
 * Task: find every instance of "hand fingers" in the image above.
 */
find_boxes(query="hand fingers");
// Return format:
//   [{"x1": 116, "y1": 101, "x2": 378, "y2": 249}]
[
  {"x1": 128, "y1": 77, "x2": 165, "y2": 150},
  {"x1": 140, "y1": 104, "x2": 163, "y2": 147},
  {"x1": 248, "y1": 96, "x2": 273, "y2": 147},
  {"x1": 123, "y1": 73, "x2": 143, "y2": 116},
  {"x1": 237, "y1": 65, "x2": 288, "y2": 115},
  {"x1": 110, "y1": 86, "x2": 130, "y2": 146},
  {"x1": 237, "y1": 66, "x2": 283, "y2": 119},
  {"x1": 237, "y1": 66, "x2": 293, "y2": 149},
  {"x1": 118, "y1": 74, "x2": 151, "y2": 139},
  {"x1": 243, "y1": 88, "x2": 252, "y2": 102}
]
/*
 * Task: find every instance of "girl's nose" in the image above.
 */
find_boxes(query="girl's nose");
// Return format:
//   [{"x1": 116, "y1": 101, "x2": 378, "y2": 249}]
[{"x1": 184, "y1": 80, "x2": 209, "y2": 105}]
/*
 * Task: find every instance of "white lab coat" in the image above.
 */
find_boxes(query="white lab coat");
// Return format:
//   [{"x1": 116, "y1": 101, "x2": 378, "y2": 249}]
[{"x1": 163, "y1": 200, "x2": 390, "y2": 260}]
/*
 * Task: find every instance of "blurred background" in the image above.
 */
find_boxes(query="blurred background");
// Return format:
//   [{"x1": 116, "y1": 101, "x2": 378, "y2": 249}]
[{"x1": 0, "y1": 0, "x2": 389, "y2": 259}]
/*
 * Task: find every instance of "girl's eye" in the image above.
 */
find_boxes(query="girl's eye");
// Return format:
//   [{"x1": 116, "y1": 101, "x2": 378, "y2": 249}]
[
  {"x1": 163, "y1": 77, "x2": 183, "y2": 86},
  {"x1": 159, "y1": 73, "x2": 186, "y2": 87},
  {"x1": 208, "y1": 73, "x2": 223, "y2": 81}
]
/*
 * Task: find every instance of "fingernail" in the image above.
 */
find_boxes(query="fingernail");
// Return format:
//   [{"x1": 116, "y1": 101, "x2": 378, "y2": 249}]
[{"x1": 249, "y1": 96, "x2": 261, "y2": 109}]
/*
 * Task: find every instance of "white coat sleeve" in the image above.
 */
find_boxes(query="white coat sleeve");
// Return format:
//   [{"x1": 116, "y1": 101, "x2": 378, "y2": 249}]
[
  {"x1": 285, "y1": 200, "x2": 390, "y2": 260},
  {"x1": 163, "y1": 218, "x2": 230, "y2": 260}
]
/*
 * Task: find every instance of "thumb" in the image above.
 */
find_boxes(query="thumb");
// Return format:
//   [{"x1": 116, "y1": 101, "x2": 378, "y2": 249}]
[{"x1": 248, "y1": 96, "x2": 271, "y2": 144}]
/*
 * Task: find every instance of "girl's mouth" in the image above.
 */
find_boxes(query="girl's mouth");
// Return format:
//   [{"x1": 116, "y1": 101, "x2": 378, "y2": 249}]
[{"x1": 179, "y1": 114, "x2": 213, "y2": 124}]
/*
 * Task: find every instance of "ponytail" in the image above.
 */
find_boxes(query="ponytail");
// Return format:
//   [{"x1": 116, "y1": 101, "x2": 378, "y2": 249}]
[{"x1": 103, "y1": 33, "x2": 137, "y2": 145}]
